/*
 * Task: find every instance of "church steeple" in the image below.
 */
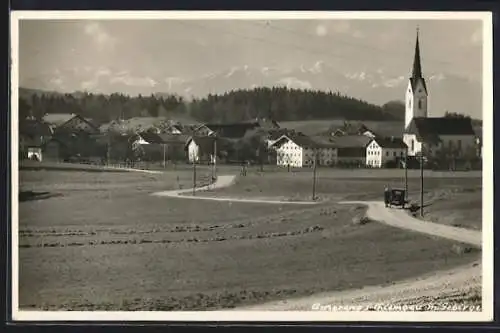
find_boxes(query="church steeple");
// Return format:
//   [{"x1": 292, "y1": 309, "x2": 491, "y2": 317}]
[
  {"x1": 411, "y1": 27, "x2": 423, "y2": 79},
  {"x1": 405, "y1": 27, "x2": 428, "y2": 130}
]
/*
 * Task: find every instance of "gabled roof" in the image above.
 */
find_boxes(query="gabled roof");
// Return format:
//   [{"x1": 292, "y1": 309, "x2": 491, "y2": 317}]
[
  {"x1": 271, "y1": 134, "x2": 337, "y2": 149},
  {"x1": 186, "y1": 136, "x2": 220, "y2": 154},
  {"x1": 405, "y1": 117, "x2": 475, "y2": 144},
  {"x1": 329, "y1": 135, "x2": 372, "y2": 149},
  {"x1": 54, "y1": 114, "x2": 100, "y2": 134},
  {"x1": 371, "y1": 137, "x2": 407, "y2": 149},
  {"x1": 43, "y1": 113, "x2": 76, "y2": 126},
  {"x1": 205, "y1": 122, "x2": 260, "y2": 138},
  {"x1": 19, "y1": 119, "x2": 53, "y2": 137}
]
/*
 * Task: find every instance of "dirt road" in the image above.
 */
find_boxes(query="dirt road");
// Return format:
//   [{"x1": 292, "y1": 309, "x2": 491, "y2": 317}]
[
  {"x1": 151, "y1": 175, "x2": 318, "y2": 205},
  {"x1": 340, "y1": 201, "x2": 481, "y2": 247}
]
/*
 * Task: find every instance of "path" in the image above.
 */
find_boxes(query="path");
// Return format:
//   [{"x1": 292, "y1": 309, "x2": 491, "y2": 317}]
[
  {"x1": 340, "y1": 201, "x2": 481, "y2": 247},
  {"x1": 151, "y1": 175, "x2": 318, "y2": 205}
]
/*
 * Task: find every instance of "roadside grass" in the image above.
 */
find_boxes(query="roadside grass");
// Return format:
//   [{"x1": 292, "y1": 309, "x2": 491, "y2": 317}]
[
  {"x1": 18, "y1": 169, "x2": 481, "y2": 310},
  {"x1": 412, "y1": 187, "x2": 483, "y2": 231}
]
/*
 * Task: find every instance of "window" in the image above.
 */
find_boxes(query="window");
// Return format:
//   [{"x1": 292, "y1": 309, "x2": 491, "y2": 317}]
[
  {"x1": 411, "y1": 140, "x2": 415, "y2": 151},
  {"x1": 458, "y1": 139, "x2": 462, "y2": 150},
  {"x1": 393, "y1": 151, "x2": 396, "y2": 157},
  {"x1": 386, "y1": 151, "x2": 389, "y2": 157},
  {"x1": 418, "y1": 99, "x2": 422, "y2": 109}
]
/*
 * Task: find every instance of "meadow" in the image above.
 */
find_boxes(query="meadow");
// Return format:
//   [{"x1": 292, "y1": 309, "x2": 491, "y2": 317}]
[{"x1": 17, "y1": 167, "x2": 481, "y2": 310}]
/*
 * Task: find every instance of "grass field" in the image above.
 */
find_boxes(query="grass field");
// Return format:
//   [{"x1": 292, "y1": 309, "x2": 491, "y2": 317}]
[{"x1": 18, "y1": 169, "x2": 481, "y2": 310}]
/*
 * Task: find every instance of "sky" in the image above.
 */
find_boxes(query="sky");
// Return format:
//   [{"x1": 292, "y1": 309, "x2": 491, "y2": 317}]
[{"x1": 17, "y1": 16, "x2": 483, "y2": 100}]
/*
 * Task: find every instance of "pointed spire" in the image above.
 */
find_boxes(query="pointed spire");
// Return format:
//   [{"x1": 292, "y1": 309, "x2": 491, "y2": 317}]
[{"x1": 412, "y1": 27, "x2": 423, "y2": 78}]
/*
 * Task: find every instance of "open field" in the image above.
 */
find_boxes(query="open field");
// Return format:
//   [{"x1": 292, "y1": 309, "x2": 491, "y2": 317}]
[{"x1": 18, "y1": 169, "x2": 480, "y2": 310}]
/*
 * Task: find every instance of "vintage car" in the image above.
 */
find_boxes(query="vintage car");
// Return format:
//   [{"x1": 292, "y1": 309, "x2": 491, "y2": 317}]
[{"x1": 388, "y1": 188, "x2": 406, "y2": 208}]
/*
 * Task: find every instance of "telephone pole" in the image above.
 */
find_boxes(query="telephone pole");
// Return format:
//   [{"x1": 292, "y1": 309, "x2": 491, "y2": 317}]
[
  {"x1": 312, "y1": 151, "x2": 318, "y2": 201},
  {"x1": 192, "y1": 158, "x2": 197, "y2": 196},
  {"x1": 420, "y1": 152, "x2": 424, "y2": 217},
  {"x1": 404, "y1": 147, "x2": 408, "y2": 203},
  {"x1": 163, "y1": 143, "x2": 166, "y2": 169},
  {"x1": 212, "y1": 137, "x2": 217, "y2": 184}
]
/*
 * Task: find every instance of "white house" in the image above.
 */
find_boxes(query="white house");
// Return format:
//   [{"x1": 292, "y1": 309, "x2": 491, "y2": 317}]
[
  {"x1": 402, "y1": 29, "x2": 476, "y2": 158},
  {"x1": 366, "y1": 137, "x2": 407, "y2": 168},
  {"x1": 271, "y1": 135, "x2": 337, "y2": 168},
  {"x1": 186, "y1": 136, "x2": 218, "y2": 163}
]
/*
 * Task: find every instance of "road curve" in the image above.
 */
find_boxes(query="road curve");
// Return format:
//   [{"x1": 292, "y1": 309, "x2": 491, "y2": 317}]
[
  {"x1": 340, "y1": 201, "x2": 481, "y2": 247},
  {"x1": 151, "y1": 175, "x2": 318, "y2": 205}
]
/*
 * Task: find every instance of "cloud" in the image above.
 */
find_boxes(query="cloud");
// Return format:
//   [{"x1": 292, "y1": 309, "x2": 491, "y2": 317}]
[
  {"x1": 277, "y1": 77, "x2": 312, "y2": 90},
  {"x1": 315, "y1": 25, "x2": 328, "y2": 37},
  {"x1": 84, "y1": 22, "x2": 116, "y2": 50},
  {"x1": 110, "y1": 74, "x2": 157, "y2": 87}
]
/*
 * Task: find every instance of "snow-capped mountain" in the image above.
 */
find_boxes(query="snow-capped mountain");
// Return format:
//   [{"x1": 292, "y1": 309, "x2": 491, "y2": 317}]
[{"x1": 19, "y1": 63, "x2": 482, "y2": 119}]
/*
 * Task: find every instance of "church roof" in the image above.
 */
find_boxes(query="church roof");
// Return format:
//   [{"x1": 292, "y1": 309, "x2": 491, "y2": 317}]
[{"x1": 405, "y1": 117, "x2": 475, "y2": 143}]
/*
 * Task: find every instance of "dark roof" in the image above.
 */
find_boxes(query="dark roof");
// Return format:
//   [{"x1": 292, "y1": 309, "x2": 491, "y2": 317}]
[
  {"x1": 186, "y1": 136, "x2": 219, "y2": 154},
  {"x1": 405, "y1": 117, "x2": 475, "y2": 143},
  {"x1": 272, "y1": 134, "x2": 337, "y2": 149},
  {"x1": 329, "y1": 135, "x2": 372, "y2": 148},
  {"x1": 138, "y1": 131, "x2": 164, "y2": 144},
  {"x1": 205, "y1": 122, "x2": 261, "y2": 138},
  {"x1": 372, "y1": 137, "x2": 407, "y2": 149},
  {"x1": 137, "y1": 131, "x2": 190, "y2": 145},
  {"x1": 19, "y1": 119, "x2": 53, "y2": 137}
]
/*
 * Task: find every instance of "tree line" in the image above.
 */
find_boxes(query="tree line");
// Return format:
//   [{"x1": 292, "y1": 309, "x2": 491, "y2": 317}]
[{"x1": 19, "y1": 86, "x2": 404, "y2": 125}]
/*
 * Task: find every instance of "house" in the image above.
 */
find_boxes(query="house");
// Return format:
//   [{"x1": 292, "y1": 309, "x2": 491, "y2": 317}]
[
  {"x1": 131, "y1": 131, "x2": 189, "y2": 162},
  {"x1": 402, "y1": 29, "x2": 476, "y2": 159},
  {"x1": 54, "y1": 114, "x2": 100, "y2": 135},
  {"x1": 270, "y1": 134, "x2": 337, "y2": 168},
  {"x1": 366, "y1": 137, "x2": 408, "y2": 168},
  {"x1": 329, "y1": 135, "x2": 372, "y2": 166},
  {"x1": 18, "y1": 119, "x2": 53, "y2": 161},
  {"x1": 186, "y1": 136, "x2": 220, "y2": 163},
  {"x1": 330, "y1": 122, "x2": 377, "y2": 138},
  {"x1": 191, "y1": 124, "x2": 215, "y2": 137}
]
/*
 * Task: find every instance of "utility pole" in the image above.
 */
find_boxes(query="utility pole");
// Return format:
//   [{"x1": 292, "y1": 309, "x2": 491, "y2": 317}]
[
  {"x1": 212, "y1": 137, "x2": 217, "y2": 184},
  {"x1": 404, "y1": 147, "x2": 408, "y2": 203},
  {"x1": 420, "y1": 151, "x2": 424, "y2": 217},
  {"x1": 312, "y1": 151, "x2": 318, "y2": 201},
  {"x1": 193, "y1": 158, "x2": 197, "y2": 196},
  {"x1": 163, "y1": 143, "x2": 166, "y2": 169}
]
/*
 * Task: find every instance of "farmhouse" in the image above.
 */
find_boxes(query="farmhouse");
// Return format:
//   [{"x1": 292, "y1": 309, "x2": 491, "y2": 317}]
[
  {"x1": 186, "y1": 136, "x2": 220, "y2": 163},
  {"x1": 270, "y1": 134, "x2": 337, "y2": 168},
  {"x1": 402, "y1": 29, "x2": 476, "y2": 158},
  {"x1": 19, "y1": 119, "x2": 53, "y2": 161},
  {"x1": 366, "y1": 137, "x2": 408, "y2": 168},
  {"x1": 132, "y1": 131, "x2": 189, "y2": 162},
  {"x1": 330, "y1": 135, "x2": 371, "y2": 167}
]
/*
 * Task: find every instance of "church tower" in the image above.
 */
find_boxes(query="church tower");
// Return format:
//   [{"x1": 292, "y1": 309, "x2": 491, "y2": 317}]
[{"x1": 405, "y1": 28, "x2": 428, "y2": 129}]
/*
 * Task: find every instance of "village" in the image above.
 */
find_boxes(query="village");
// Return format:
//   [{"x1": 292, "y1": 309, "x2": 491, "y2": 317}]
[{"x1": 15, "y1": 19, "x2": 487, "y2": 318}]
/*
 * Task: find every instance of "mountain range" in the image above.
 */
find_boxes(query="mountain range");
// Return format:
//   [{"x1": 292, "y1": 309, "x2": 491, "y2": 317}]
[{"x1": 20, "y1": 62, "x2": 482, "y2": 119}]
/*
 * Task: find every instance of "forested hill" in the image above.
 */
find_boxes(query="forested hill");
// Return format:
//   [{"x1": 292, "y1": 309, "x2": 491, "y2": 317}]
[{"x1": 18, "y1": 86, "x2": 404, "y2": 124}]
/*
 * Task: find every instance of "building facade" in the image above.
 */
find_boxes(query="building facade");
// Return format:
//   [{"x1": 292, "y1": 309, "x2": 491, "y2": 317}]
[
  {"x1": 366, "y1": 137, "x2": 407, "y2": 168},
  {"x1": 271, "y1": 135, "x2": 337, "y2": 168}
]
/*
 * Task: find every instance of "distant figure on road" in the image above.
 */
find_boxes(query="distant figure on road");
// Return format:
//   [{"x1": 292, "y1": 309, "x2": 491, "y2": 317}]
[{"x1": 384, "y1": 185, "x2": 390, "y2": 208}]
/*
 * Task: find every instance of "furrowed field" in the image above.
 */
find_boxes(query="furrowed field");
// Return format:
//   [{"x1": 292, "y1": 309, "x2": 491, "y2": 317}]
[{"x1": 18, "y1": 166, "x2": 481, "y2": 310}]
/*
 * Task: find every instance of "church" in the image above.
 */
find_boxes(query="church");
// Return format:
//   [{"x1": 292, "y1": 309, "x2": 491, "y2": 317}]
[{"x1": 402, "y1": 30, "x2": 477, "y2": 158}]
